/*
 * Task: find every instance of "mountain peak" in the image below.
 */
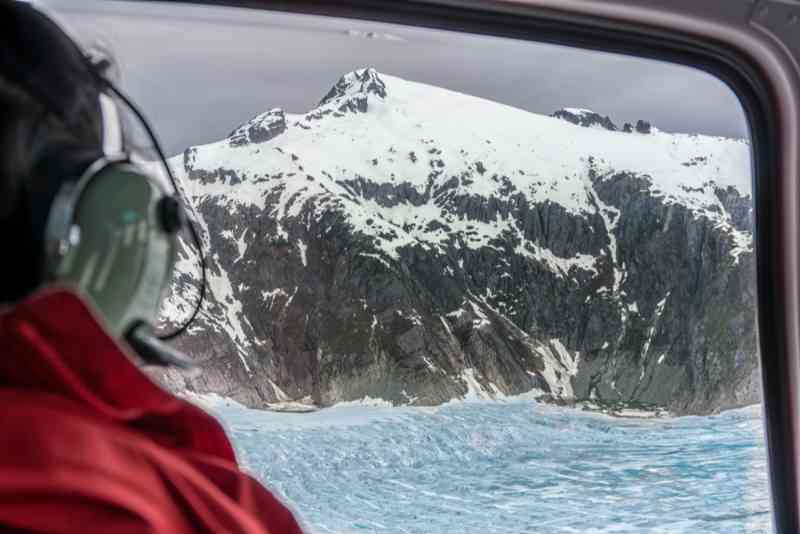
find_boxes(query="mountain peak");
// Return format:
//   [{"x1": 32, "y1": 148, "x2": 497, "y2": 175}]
[{"x1": 318, "y1": 67, "x2": 387, "y2": 107}]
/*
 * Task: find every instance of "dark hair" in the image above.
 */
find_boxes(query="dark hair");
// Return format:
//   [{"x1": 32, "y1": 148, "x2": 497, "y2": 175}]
[{"x1": 0, "y1": 1, "x2": 105, "y2": 302}]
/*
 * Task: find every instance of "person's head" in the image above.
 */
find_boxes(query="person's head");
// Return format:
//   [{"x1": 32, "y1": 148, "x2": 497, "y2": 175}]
[
  {"x1": 0, "y1": 2, "x2": 191, "y2": 357},
  {"x1": 0, "y1": 0, "x2": 106, "y2": 304}
]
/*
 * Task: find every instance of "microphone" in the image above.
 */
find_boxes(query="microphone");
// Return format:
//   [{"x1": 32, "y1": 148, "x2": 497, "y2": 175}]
[{"x1": 126, "y1": 322, "x2": 195, "y2": 369}]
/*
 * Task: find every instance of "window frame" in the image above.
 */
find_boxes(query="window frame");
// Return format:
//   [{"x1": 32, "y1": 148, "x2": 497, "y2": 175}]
[{"x1": 133, "y1": 0, "x2": 799, "y2": 529}]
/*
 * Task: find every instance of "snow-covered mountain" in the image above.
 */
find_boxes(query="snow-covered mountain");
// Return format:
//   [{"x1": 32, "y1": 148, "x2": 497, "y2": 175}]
[{"x1": 157, "y1": 68, "x2": 757, "y2": 415}]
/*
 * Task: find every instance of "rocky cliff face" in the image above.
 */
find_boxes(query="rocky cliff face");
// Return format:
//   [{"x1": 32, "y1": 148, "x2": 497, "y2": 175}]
[{"x1": 156, "y1": 68, "x2": 757, "y2": 415}]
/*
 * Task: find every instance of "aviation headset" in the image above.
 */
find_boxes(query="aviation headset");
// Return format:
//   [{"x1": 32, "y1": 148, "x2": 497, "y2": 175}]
[{"x1": 0, "y1": 1, "x2": 206, "y2": 367}]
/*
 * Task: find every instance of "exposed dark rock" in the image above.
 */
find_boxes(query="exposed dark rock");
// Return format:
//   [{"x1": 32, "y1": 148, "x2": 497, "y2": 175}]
[
  {"x1": 636, "y1": 120, "x2": 652, "y2": 134},
  {"x1": 553, "y1": 108, "x2": 617, "y2": 131},
  {"x1": 159, "y1": 164, "x2": 756, "y2": 416},
  {"x1": 228, "y1": 109, "x2": 287, "y2": 146}
]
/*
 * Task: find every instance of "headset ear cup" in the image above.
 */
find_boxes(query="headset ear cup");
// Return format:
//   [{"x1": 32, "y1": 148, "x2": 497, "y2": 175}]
[
  {"x1": 52, "y1": 163, "x2": 177, "y2": 337},
  {"x1": 28, "y1": 144, "x2": 104, "y2": 281}
]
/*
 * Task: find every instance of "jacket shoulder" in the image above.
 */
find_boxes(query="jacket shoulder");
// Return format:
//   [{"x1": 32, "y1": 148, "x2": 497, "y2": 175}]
[{"x1": 0, "y1": 389, "x2": 199, "y2": 532}]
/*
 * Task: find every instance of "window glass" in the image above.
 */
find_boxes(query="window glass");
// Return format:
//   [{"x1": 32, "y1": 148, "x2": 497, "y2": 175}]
[{"x1": 54, "y1": 2, "x2": 769, "y2": 532}]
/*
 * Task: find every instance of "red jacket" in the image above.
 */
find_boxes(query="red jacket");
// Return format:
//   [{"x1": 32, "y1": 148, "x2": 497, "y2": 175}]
[{"x1": 0, "y1": 289, "x2": 303, "y2": 533}]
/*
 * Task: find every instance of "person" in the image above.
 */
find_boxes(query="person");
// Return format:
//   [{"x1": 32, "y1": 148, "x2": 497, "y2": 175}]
[{"x1": 0, "y1": 2, "x2": 303, "y2": 532}]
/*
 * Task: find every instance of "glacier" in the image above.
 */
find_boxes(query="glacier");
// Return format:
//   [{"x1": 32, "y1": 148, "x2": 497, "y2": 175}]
[{"x1": 192, "y1": 395, "x2": 771, "y2": 533}]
